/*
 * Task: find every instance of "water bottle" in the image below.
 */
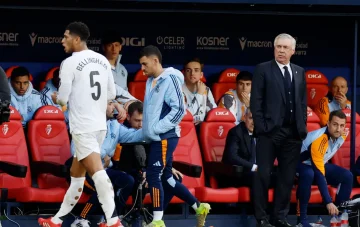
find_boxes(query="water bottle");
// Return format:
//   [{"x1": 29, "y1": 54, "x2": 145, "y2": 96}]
[
  {"x1": 336, "y1": 215, "x2": 342, "y2": 227},
  {"x1": 316, "y1": 216, "x2": 323, "y2": 224},
  {"x1": 330, "y1": 215, "x2": 339, "y2": 227},
  {"x1": 340, "y1": 209, "x2": 349, "y2": 227}
]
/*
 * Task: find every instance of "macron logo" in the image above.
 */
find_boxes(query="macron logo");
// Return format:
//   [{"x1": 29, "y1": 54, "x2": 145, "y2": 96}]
[
  {"x1": 239, "y1": 37, "x2": 247, "y2": 50},
  {"x1": 29, "y1": 33, "x2": 37, "y2": 47}
]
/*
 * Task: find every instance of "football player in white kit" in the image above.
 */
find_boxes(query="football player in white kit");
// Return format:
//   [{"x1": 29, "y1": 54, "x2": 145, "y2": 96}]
[{"x1": 38, "y1": 22, "x2": 123, "y2": 227}]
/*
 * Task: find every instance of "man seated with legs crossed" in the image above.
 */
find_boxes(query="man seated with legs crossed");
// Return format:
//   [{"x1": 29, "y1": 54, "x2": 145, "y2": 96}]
[{"x1": 296, "y1": 110, "x2": 353, "y2": 227}]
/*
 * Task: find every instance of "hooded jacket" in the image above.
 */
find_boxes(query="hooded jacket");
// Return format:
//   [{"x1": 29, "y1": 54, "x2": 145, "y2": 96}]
[
  {"x1": 142, "y1": 67, "x2": 186, "y2": 142},
  {"x1": 10, "y1": 81, "x2": 50, "y2": 126}
]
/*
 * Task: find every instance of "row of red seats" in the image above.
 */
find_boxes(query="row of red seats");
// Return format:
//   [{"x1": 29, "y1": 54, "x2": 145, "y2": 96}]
[
  {"x1": 1, "y1": 104, "x2": 359, "y2": 206},
  {"x1": 0, "y1": 105, "x2": 243, "y2": 205}
]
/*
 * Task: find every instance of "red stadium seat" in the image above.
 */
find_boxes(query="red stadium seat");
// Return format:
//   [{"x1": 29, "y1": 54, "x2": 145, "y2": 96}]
[
  {"x1": 128, "y1": 69, "x2": 148, "y2": 102},
  {"x1": 27, "y1": 106, "x2": 71, "y2": 189},
  {"x1": 197, "y1": 107, "x2": 249, "y2": 203},
  {"x1": 0, "y1": 107, "x2": 70, "y2": 203},
  {"x1": 26, "y1": 105, "x2": 90, "y2": 203},
  {"x1": 305, "y1": 70, "x2": 329, "y2": 109},
  {"x1": 39, "y1": 67, "x2": 60, "y2": 91},
  {"x1": 307, "y1": 106, "x2": 321, "y2": 132},
  {"x1": 212, "y1": 68, "x2": 239, "y2": 103},
  {"x1": 0, "y1": 107, "x2": 31, "y2": 201}
]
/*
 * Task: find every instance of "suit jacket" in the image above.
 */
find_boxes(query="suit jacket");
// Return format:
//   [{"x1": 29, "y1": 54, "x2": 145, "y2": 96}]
[
  {"x1": 222, "y1": 122, "x2": 255, "y2": 171},
  {"x1": 250, "y1": 60, "x2": 307, "y2": 139}
]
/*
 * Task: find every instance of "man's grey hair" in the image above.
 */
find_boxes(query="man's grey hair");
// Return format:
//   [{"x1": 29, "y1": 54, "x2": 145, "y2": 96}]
[{"x1": 274, "y1": 33, "x2": 296, "y2": 50}]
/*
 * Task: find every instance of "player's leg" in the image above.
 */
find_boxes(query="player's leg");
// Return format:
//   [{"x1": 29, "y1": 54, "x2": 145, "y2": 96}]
[
  {"x1": 324, "y1": 163, "x2": 353, "y2": 205},
  {"x1": 296, "y1": 163, "x2": 315, "y2": 227},
  {"x1": 79, "y1": 130, "x2": 121, "y2": 227},
  {"x1": 144, "y1": 140, "x2": 167, "y2": 227},
  {"x1": 38, "y1": 155, "x2": 87, "y2": 227},
  {"x1": 161, "y1": 138, "x2": 210, "y2": 227},
  {"x1": 163, "y1": 174, "x2": 182, "y2": 209},
  {"x1": 71, "y1": 176, "x2": 98, "y2": 227},
  {"x1": 107, "y1": 168, "x2": 135, "y2": 215}
]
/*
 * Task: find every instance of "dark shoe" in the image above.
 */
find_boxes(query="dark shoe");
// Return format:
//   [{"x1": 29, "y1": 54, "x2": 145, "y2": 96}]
[
  {"x1": 272, "y1": 219, "x2": 292, "y2": 227},
  {"x1": 257, "y1": 219, "x2": 275, "y2": 227}
]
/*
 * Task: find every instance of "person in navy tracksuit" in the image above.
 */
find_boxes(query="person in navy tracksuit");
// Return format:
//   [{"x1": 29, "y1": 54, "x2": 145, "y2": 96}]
[{"x1": 139, "y1": 45, "x2": 210, "y2": 227}]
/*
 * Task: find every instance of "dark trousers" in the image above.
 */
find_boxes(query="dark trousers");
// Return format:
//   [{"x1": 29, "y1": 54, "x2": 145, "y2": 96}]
[
  {"x1": 146, "y1": 137, "x2": 198, "y2": 212},
  {"x1": 80, "y1": 168, "x2": 135, "y2": 219},
  {"x1": 253, "y1": 127, "x2": 302, "y2": 221},
  {"x1": 296, "y1": 163, "x2": 353, "y2": 223}
]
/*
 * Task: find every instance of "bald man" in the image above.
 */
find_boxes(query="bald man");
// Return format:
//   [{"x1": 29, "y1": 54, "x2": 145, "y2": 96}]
[{"x1": 314, "y1": 76, "x2": 351, "y2": 126}]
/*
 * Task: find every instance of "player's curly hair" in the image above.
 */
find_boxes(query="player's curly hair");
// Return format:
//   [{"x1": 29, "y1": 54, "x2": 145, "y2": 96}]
[{"x1": 66, "y1": 21, "x2": 90, "y2": 42}]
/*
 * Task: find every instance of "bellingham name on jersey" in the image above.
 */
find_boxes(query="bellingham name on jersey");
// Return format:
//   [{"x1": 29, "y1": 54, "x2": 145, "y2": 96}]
[{"x1": 76, "y1": 57, "x2": 108, "y2": 72}]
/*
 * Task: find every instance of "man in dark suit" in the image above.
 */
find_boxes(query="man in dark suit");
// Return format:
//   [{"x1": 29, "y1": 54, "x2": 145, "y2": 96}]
[
  {"x1": 222, "y1": 108, "x2": 257, "y2": 185},
  {"x1": 250, "y1": 33, "x2": 307, "y2": 227}
]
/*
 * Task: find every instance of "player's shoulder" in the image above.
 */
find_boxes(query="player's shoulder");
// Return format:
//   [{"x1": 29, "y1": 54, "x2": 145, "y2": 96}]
[
  {"x1": 306, "y1": 127, "x2": 327, "y2": 142},
  {"x1": 60, "y1": 55, "x2": 78, "y2": 72},
  {"x1": 163, "y1": 67, "x2": 184, "y2": 85}
]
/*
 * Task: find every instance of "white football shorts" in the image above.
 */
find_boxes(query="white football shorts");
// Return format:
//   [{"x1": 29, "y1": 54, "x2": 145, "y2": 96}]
[{"x1": 71, "y1": 130, "x2": 106, "y2": 161}]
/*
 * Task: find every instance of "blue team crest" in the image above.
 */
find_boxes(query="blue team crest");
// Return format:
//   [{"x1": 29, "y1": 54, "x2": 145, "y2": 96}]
[
  {"x1": 111, "y1": 133, "x2": 116, "y2": 139},
  {"x1": 27, "y1": 106, "x2": 32, "y2": 113},
  {"x1": 121, "y1": 70, "x2": 125, "y2": 77},
  {"x1": 155, "y1": 86, "x2": 160, "y2": 93}
]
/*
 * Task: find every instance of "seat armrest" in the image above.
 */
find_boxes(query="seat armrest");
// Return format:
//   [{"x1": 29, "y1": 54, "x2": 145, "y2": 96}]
[
  {"x1": 31, "y1": 161, "x2": 68, "y2": 178},
  {"x1": 204, "y1": 161, "x2": 243, "y2": 177},
  {"x1": 0, "y1": 161, "x2": 27, "y2": 178},
  {"x1": 172, "y1": 161, "x2": 202, "y2": 178}
]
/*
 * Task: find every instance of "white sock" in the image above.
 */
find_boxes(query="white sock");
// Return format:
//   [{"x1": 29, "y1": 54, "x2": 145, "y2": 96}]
[
  {"x1": 191, "y1": 202, "x2": 198, "y2": 211},
  {"x1": 153, "y1": 211, "x2": 164, "y2": 221},
  {"x1": 92, "y1": 170, "x2": 119, "y2": 226},
  {"x1": 52, "y1": 176, "x2": 85, "y2": 224}
]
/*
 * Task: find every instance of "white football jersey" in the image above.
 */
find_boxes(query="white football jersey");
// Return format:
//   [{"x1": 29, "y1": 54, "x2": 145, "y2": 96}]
[{"x1": 59, "y1": 49, "x2": 116, "y2": 134}]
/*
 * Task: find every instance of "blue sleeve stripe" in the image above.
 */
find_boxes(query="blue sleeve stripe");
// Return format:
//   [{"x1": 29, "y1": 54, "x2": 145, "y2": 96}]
[
  {"x1": 41, "y1": 87, "x2": 49, "y2": 95},
  {"x1": 169, "y1": 74, "x2": 184, "y2": 124},
  {"x1": 40, "y1": 94, "x2": 48, "y2": 106}
]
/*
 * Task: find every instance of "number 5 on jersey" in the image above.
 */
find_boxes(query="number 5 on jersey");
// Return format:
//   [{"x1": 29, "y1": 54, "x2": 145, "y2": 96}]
[{"x1": 90, "y1": 71, "x2": 101, "y2": 100}]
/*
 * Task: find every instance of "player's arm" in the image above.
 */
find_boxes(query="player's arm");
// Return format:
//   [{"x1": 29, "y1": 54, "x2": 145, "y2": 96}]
[
  {"x1": 117, "y1": 124, "x2": 145, "y2": 144},
  {"x1": 310, "y1": 134, "x2": 332, "y2": 204},
  {"x1": 314, "y1": 97, "x2": 330, "y2": 127},
  {"x1": 205, "y1": 87, "x2": 217, "y2": 112},
  {"x1": 250, "y1": 65, "x2": 266, "y2": 133},
  {"x1": 115, "y1": 83, "x2": 137, "y2": 104},
  {"x1": 153, "y1": 76, "x2": 186, "y2": 135},
  {"x1": 56, "y1": 61, "x2": 74, "y2": 106},
  {"x1": 107, "y1": 67, "x2": 116, "y2": 101}
]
